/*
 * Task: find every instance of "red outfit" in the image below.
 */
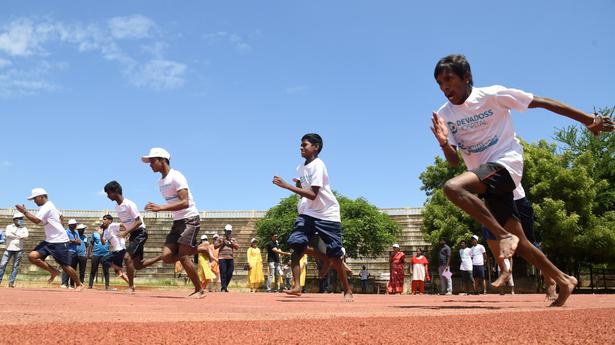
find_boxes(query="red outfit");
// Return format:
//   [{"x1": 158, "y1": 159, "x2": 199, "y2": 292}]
[
  {"x1": 387, "y1": 251, "x2": 406, "y2": 294},
  {"x1": 410, "y1": 255, "x2": 430, "y2": 295}
]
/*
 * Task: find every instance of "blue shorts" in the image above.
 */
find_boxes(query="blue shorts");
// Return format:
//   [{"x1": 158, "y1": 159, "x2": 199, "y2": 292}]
[
  {"x1": 104, "y1": 250, "x2": 126, "y2": 267},
  {"x1": 472, "y1": 265, "x2": 485, "y2": 278},
  {"x1": 34, "y1": 241, "x2": 71, "y2": 266},
  {"x1": 288, "y1": 214, "x2": 343, "y2": 258}
]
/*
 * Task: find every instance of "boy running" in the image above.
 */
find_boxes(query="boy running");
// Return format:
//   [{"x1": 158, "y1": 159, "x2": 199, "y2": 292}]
[
  {"x1": 273, "y1": 133, "x2": 353, "y2": 301},
  {"x1": 141, "y1": 147, "x2": 205, "y2": 298},
  {"x1": 99, "y1": 215, "x2": 129, "y2": 285},
  {"x1": 16, "y1": 188, "x2": 83, "y2": 290},
  {"x1": 104, "y1": 180, "x2": 158, "y2": 292},
  {"x1": 430, "y1": 54, "x2": 613, "y2": 306}
]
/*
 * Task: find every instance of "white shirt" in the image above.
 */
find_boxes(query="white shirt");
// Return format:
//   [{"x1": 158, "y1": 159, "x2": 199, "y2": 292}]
[
  {"x1": 115, "y1": 198, "x2": 146, "y2": 230},
  {"x1": 103, "y1": 223, "x2": 126, "y2": 252},
  {"x1": 359, "y1": 269, "x2": 369, "y2": 280},
  {"x1": 297, "y1": 158, "x2": 341, "y2": 222},
  {"x1": 159, "y1": 169, "x2": 199, "y2": 221},
  {"x1": 5, "y1": 224, "x2": 29, "y2": 251},
  {"x1": 513, "y1": 184, "x2": 525, "y2": 200},
  {"x1": 437, "y1": 85, "x2": 534, "y2": 188},
  {"x1": 459, "y1": 247, "x2": 473, "y2": 271},
  {"x1": 471, "y1": 244, "x2": 486, "y2": 266},
  {"x1": 36, "y1": 201, "x2": 69, "y2": 243}
]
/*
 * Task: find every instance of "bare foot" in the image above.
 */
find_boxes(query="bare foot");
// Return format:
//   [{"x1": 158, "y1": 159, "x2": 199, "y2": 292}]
[
  {"x1": 344, "y1": 292, "x2": 354, "y2": 302},
  {"x1": 47, "y1": 269, "x2": 60, "y2": 285},
  {"x1": 498, "y1": 235, "x2": 519, "y2": 259},
  {"x1": 491, "y1": 270, "x2": 511, "y2": 288},
  {"x1": 74, "y1": 285, "x2": 84, "y2": 292},
  {"x1": 544, "y1": 282, "x2": 557, "y2": 302},
  {"x1": 118, "y1": 272, "x2": 129, "y2": 283},
  {"x1": 188, "y1": 290, "x2": 206, "y2": 299},
  {"x1": 285, "y1": 287, "x2": 302, "y2": 296},
  {"x1": 550, "y1": 276, "x2": 577, "y2": 307},
  {"x1": 318, "y1": 260, "x2": 332, "y2": 279},
  {"x1": 126, "y1": 286, "x2": 136, "y2": 294}
]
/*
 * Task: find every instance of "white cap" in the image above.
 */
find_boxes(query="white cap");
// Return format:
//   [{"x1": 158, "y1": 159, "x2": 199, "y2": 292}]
[
  {"x1": 201, "y1": 234, "x2": 208, "y2": 240},
  {"x1": 76, "y1": 224, "x2": 87, "y2": 230},
  {"x1": 392, "y1": 243, "x2": 400, "y2": 249},
  {"x1": 471, "y1": 235, "x2": 479, "y2": 241},
  {"x1": 68, "y1": 219, "x2": 78, "y2": 225},
  {"x1": 13, "y1": 212, "x2": 24, "y2": 219},
  {"x1": 224, "y1": 224, "x2": 233, "y2": 232},
  {"x1": 212, "y1": 233, "x2": 219, "y2": 238},
  {"x1": 341, "y1": 247, "x2": 346, "y2": 256},
  {"x1": 27, "y1": 188, "x2": 48, "y2": 200},
  {"x1": 141, "y1": 147, "x2": 171, "y2": 163},
  {"x1": 250, "y1": 238, "x2": 257, "y2": 243}
]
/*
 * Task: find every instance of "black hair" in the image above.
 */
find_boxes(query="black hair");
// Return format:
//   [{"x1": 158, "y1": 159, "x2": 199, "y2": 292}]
[
  {"x1": 153, "y1": 157, "x2": 170, "y2": 165},
  {"x1": 102, "y1": 214, "x2": 113, "y2": 221},
  {"x1": 460, "y1": 240, "x2": 467, "y2": 245},
  {"x1": 434, "y1": 54, "x2": 473, "y2": 86},
  {"x1": 104, "y1": 180, "x2": 123, "y2": 195},
  {"x1": 301, "y1": 133, "x2": 323, "y2": 154}
]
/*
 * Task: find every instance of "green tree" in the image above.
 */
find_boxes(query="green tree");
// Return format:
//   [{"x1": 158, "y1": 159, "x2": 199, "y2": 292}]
[{"x1": 255, "y1": 193, "x2": 401, "y2": 259}]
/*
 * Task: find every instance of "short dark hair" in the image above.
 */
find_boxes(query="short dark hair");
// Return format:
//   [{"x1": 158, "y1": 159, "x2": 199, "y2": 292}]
[
  {"x1": 460, "y1": 240, "x2": 467, "y2": 245},
  {"x1": 102, "y1": 214, "x2": 113, "y2": 221},
  {"x1": 302, "y1": 133, "x2": 323, "y2": 153},
  {"x1": 104, "y1": 180, "x2": 123, "y2": 195},
  {"x1": 434, "y1": 54, "x2": 473, "y2": 86}
]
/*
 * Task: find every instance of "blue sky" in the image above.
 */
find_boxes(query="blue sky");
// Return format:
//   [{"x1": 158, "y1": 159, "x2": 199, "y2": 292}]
[{"x1": 1, "y1": 1, "x2": 613, "y2": 212}]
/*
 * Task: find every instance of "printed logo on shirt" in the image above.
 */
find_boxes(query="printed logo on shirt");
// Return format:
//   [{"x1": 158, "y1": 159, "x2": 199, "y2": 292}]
[
  {"x1": 160, "y1": 182, "x2": 178, "y2": 202},
  {"x1": 457, "y1": 135, "x2": 499, "y2": 154},
  {"x1": 447, "y1": 109, "x2": 494, "y2": 134}
]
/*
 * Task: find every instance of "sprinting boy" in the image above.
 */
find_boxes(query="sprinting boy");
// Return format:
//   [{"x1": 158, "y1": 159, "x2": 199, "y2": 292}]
[
  {"x1": 99, "y1": 215, "x2": 129, "y2": 285},
  {"x1": 273, "y1": 133, "x2": 353, "y2": 301},
  {"x1": 16, "y1": 188, "x2": 83, "y2": 290},
  {"x1": 104, "y1": 180, "x2": 159, "y2": 292},
  {"x1": 141, "y1": 147, "x2": 204, "y2": 298},
  {"x1": 430, "y1": 54, "x2": 613, "y2": 306}
]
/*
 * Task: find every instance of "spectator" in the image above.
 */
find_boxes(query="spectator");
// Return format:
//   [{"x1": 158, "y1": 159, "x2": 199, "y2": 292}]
[
  {"x1": 74, "y1": 224, "x2": 88, "y2": 287},
  {"x1": 61, "y1": 219, "x2": 81, "y2": 289},
  {"x1": 298, "y1": 254, "x2": 308, "y2": 293},
  {"x1": 266, "y1": 233, "x2": 290, "y2": 293},
  {"x1": 214, "y1": 224, "x2": 239, "y2": 292},
  {"x1": 387, "y1": 243, "x2": 405, "y2": 294},
  {"x1": 495, "y1": 257, "x2": 515, "y2": 295},
  {"x1": 197, "y1": 235, "x2": 216, "y2": 292},
  {"x1": 88, "y1": 222, "x2": 110, "y2": 290},
  {"x1": 246, "y1": 238, "x2": 264, "y2": 292},
  {"x1": 209, "y1": 233, "x2": 220, "y2": 292},
  {"x1": 459, "y1": 240, "x2": 474, "y2": 295},
  {"x1": 0, "y1": 227, "x2": 4, "y2": 244},
  {"x1": 409, "y1": 248, "x2": 430, "y2": 295},
  {"x1": 282, "y1": 260, "x2": 292, "y2": 290},
  {"x1": 438, "y1": 238, "x2": 452, "y2": 295},
  {"x1": 0, "y1": 212, "x2": 29, "y2": 287},
  {"x1": 359, "y1": 265, "x2": 370, "y2": 294},
  {"x1": 471, "y1": 235, "x2": 487, "y2": 294}
]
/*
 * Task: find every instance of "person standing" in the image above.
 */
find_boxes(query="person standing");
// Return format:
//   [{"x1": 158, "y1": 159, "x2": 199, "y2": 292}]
[
  {"x1": 470, "y1": 235, "x2": 487, "y2": 294},
  {"x1": 298, "y1": 254, "x2": 308, "y2": 293},
  {"x1": 197, "y1": 235, "x2": 216, "y2": 292},
  {"x1": 387, "y1": 244, "x2": 405, "y2": 294},
  {"x1": 61, "y1": 219, "x2": 81, "y2": 289},
  {"x1": 141, "y1": 147, "x2": 204, "y2": 298},
  {"x1": 16, "y1": 188, "x2": 82, "y2": 290},
  {"x1": 409, "y1": 248, "x2": 430, "y2": 295},
  {"x1": 0, "y1": 212, "x2": 29, "y2": 287},
  {"x1": 215, "y1": 224, "x2": 239, "y2": 292},
  {"x1": 438, "y1": 238, "x2": 452, "y2": 295},
  {"x1": 88, "y1": 222, "x2": 110, "y2": 290},
  {"x1": 359, "y1": 266, "x2": 370, "y2": 294},
  {"x1": 266, "y1": 233, "x2": 290, "y2": 292},
  {"x1": 209, "y1": 233, "x2": 220, "y2": 292},
  {"x1": 74, "y1": 224, "x2": 88, "y2": 287},
  {"x1": 247, "y1": 238, "x2": 264, "y2": 292},
  {"x1": 459, "y1": 240, "x2": 474, "y2": 295}
]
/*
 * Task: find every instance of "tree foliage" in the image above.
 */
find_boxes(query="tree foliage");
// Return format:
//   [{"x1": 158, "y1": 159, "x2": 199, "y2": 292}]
[{"x1": 255, "y1": 193, "x2": 401, "y2": 259}]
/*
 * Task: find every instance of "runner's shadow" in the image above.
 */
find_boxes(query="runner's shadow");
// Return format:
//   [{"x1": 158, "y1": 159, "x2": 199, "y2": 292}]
[
  {"x1": 394, "y1": 305, "x2": 501, "y2": 310},
  {"x1": 147, "y1": 295, "x2": 188, "y2": 299}
]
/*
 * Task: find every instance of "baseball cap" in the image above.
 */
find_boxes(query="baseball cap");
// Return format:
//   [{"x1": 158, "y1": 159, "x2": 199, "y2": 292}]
[
  {"x1": 224, "y1": 224, "x2": 233, "y2": 232},
  {"x1": 212, "y1": 233, "x2": 219, "y2": 239},
  {"x1": 471, "y1": 235, "x2": 479, "y2": 241},
  {"x1": 141, "y1": 147, "x2": 171, "y2": 163},
  {"x1": 27, "y1": 188, "x2": 48, "y2": 200},
  {"x1": 250, "y1": 238, "x2": 257, "y2": 243},
  {"x1": 68, "y1": 219, "x2": 78, "y2": 225},
  {"x1": 12, "y1": 212, "x2": 24, "y2": 219},
  {"x1": 201, "y1": 234, "x2": 208, "y2": 240},
  {"x1": 392, "y1": 243, "x2": 400, "y2": 249},
  {"x1": 76, "y1": 224, "x2": 87, "y2": 230}
]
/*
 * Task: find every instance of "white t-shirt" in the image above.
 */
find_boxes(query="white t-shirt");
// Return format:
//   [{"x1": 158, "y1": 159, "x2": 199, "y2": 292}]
[
  {"x1": 459, "y1": 247, "x2": 473, "y2": 271},
  {"x1": 437, "y1": 85, "x2": 534, "y2": 188},
  {"x1": 103, "y1": 223, "x2": 126, "y2": 252},
  {"x1": 359, "y1": 269, "x2": 369, "y2": 280},
  {"x1": 36, "y1": 201, "x2": 69, "y2": 243},
  {"x1": 115, "y1": 198, "x2": 146, "y2": 230},
  {"x1": 296, "y1": 158, "x2": 341, "y2": 222},
  {"x1": 159, "y1": 169, "x2": 199, "y2": 221},
  {"x1": 513, "y1": 184, "x2": 525, "y2": 200},
  {"x1": 471, "y1": 244, "x2": 486, "y2": 266}
]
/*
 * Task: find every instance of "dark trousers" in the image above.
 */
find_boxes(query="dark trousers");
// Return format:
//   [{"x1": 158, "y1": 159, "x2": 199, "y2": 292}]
[
  {"x1": 61, "y1": 252, "x2": 78, "y2": 287},
  {"x1": 89, "y1": 255, "x2": 110, "y2": 288},
  {"x1": 219, "y1": 259, "x2": 234, "y2": 291},
  {"x1": 76, "y1": 256, "x2": 87, "y2": 284},
  {"x1": 360, "y1": 279, "x2": 368, "y2": 293}
]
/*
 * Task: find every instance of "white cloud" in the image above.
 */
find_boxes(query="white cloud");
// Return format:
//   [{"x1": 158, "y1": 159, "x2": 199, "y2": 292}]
[
  {"x1": 129, "y1": 59, "x2": 186, "y2": 90},
  {"x1": 0, "y1": 61, "x2": 60, "y2": 97},
  {"x1": 0, "y1": 58, "x2": 11, "y2": 68},
  {"x1": 108, "y1": 15, "x2": 155, "y2": 39},
  {"x1": 285, "y1": 85, "x2": 310, "y2": 95},
  {"x1": 203, "y1": 31, "x2": 252, "y2": 53}
]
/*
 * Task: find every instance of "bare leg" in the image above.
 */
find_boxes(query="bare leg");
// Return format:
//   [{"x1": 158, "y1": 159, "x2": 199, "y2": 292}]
[
  {"x1": 443, "y1": 173, "x2": 519, "y2": 259},
  {"x1": 28, "y1": 251, "x2": 60, "y2": 285},
  {"x1": 177, "y1": 244, "x2": 204, "y2": 298},
  {"x1": 140, "y1": 255, "x2": 162, "y2": 268},
  {"x1": 285, "y1": 259, "x2": 302, "y2": 296},
  {"x1": 545, "y1": 277, "x2": 557, "y2": 302},
  {"x1": 124, "y1": 254, "x2": 136, "y2": 292},
  {"x1": 331, "y1": 258, "x2": 353, "y2": 302},
  {"x1": 304, "y1": 247, "x2": 331, "y2": 278},
  {"x1": 61, "y1": 265, "x2": 83, "y2": 291}
]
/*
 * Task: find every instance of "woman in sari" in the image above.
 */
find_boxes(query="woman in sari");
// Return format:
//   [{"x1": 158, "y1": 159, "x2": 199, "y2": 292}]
[
  {"x1": 247, "y1": 238, "x2": 264, "y2": 292},
  {"x1": 197, "y1": 235, "x2": 217, "y2": 291},
  {"x1": 409, "y1": 248, "x2": 430, "y2": 295},
  {"x1": 387, "y1": 243, "x2": 405, "y2": 294}
]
